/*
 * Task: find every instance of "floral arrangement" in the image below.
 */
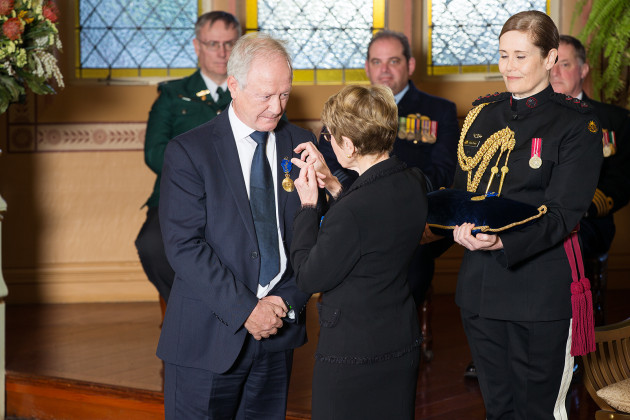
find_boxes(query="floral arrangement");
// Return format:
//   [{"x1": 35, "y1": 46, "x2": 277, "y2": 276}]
[{"x1": 0, "y1": 0, "x2": 63, "y2": 113}]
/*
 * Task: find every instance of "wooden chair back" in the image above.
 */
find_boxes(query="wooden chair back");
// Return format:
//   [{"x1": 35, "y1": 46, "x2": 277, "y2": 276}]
[{"x1": 581, "y1": 318, "x2": 630, "y2": 418}]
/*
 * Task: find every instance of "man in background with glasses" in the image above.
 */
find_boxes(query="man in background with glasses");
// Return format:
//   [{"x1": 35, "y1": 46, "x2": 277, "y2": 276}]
[{"x1": 136, "y1": 11, "x2": 241, "y2": 318}]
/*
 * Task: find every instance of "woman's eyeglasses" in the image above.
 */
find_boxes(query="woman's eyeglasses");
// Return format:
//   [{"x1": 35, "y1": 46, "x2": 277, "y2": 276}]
[{"x1": 321, "y1": 128, "x2": 332, "y2": 142}]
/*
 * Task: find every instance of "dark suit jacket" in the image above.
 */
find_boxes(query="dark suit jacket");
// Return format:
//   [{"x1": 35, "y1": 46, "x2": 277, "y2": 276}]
[
  {"x1": 291, "y1": 158, "x2": 427, "y2": 362},
  {"x1": 454, "y1": 86, "x2": 602, "y2": 322},
  {"x1": 157, "y1": 110, "x2": 312, "y2": 373},
  {"x1": 144, "y1": 70, "x2": 232, "y2": 208},
  {"x1": 318, "y1": 80, "x2": 459, "y2": 191}
]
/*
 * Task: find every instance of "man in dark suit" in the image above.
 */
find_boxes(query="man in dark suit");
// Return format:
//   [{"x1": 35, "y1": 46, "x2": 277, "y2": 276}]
[
  {"x1": 135, "y1": 11, "x2": 240, "y2": 309},
  {"x1": 157, "y1": 33, "x2": 313, "y2": 419},
  {"x1": 318, "y1": 30, "x2": 459, "y2": 346},
  {"x1": 551, "y1": 35, "x2": 630, "y2": 325}
]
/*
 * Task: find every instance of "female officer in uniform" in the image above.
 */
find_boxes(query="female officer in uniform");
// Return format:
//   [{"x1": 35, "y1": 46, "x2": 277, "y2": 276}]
[{"x1": 451, "y1": 11, "x2": 602, "y2": 419}]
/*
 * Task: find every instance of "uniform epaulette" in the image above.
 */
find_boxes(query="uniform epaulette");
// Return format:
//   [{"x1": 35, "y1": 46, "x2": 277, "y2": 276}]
[
  {"x1": 549, "y1": 93, "x2": 593, "y2": 113},
  {"x1": 472, "y1": 91, "x2": 511, "y2": 106}
]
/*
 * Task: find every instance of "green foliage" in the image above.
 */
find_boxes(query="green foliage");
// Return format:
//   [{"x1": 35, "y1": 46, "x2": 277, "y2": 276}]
[{"x1": 574, "y1": 0, "x2": 630, "y2": 107}]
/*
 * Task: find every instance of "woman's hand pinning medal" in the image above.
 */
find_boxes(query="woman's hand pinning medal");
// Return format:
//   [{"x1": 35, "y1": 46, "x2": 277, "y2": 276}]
[
  {"x1": 293, "y1": 163, "x2": 320, "y2": 207},
  {"x1": 291, "y1": 142, "x2": 342, "y2": 204}
]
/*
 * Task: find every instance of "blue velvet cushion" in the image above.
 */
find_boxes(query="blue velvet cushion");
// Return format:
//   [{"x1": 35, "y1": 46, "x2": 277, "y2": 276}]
[{"x1": 427, "y1": 189, "x2": 547, "y2": 236}]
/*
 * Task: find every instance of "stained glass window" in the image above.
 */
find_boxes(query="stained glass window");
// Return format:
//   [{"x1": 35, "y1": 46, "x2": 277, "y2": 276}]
[
  {"x1": 76, "y1": 0, "x2": 199, "y2": 78},
  {"x1": 249, "y1": 0, "x2": 385, "y2": 84},
  {"x1": 428, "y1": 0, "x2": 549, "y2": 75}
]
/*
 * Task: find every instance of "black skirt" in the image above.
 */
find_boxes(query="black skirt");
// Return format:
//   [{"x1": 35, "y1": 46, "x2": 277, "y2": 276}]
[{"x1": 311, "y1": 347, "x2": 420, "y2": 420}]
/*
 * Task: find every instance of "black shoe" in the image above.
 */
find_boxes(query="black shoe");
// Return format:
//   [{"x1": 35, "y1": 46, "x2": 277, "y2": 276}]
[{"x1": 464, "y1": 361, "x2": 477, "y2": 379}]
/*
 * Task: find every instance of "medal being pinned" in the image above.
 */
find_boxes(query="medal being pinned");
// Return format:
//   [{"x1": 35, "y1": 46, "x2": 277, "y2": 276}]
[{"x1": 281, "y1": 158, "x2": 295, "y2": 192}]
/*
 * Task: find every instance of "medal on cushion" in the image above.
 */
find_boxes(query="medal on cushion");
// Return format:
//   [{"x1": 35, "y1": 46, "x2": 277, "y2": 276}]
[
  {"x1": 529, "y1": 137, "x2": 542, "y2": 169},
  {"x1": 281, "y1": 158, "x2": 295, "y2": 192}
]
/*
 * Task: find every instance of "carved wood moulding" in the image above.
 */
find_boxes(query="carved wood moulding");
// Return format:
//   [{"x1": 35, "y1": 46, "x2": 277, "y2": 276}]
[{"x1": 7, "y1": 123, "x2": 146, "y2": 153}]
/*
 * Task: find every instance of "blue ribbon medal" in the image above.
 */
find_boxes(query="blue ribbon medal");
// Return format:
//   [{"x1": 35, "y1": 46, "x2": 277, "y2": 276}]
[{"x1": 281, "y1": 157, "x2": 295, "y2": 192}]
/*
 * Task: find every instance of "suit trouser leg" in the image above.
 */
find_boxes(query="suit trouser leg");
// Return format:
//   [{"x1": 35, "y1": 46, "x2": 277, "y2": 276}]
[
  {"x1": 460, "y1": 309, "x2": 573, "y2": 420},
  {"x1": 164, "y1": 335, "x2": 293, "y2": 420},
  {"x1": 135, "y1": 206, "x2": 175, "y2": 302}
]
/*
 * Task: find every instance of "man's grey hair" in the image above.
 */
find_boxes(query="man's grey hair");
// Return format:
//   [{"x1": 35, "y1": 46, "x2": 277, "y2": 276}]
[{"x1": 227, "y1": 32, "x2": 293, "y2": 87}]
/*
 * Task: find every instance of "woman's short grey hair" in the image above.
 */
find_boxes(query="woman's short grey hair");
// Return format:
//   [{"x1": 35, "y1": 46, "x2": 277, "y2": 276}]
[{"x1": 227, "y1": 32, "x2": 293, "y2": 87}]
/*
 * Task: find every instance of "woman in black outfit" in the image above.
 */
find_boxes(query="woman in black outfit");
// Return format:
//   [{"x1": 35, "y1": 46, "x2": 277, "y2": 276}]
[
  {"x1": 289, "y1": 84, "x2": 428, "y2": 420},
  {"x1": 449, "y1": 11, "x2": 602, "y2": 419}
]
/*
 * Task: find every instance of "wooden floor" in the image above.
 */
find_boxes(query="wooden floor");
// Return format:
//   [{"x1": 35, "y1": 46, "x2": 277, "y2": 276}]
[{"x1": 6, "y1": 290, "x2": 630, "y2": 419}]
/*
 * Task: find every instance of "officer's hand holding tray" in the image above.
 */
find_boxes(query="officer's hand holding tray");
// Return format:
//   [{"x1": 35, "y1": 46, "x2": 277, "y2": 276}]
[{"x1": 426, "y1": 114, "x2": 547, "y2": 237}]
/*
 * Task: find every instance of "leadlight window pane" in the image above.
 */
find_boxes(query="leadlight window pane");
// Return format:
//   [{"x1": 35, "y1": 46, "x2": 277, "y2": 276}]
[
  {"x1": 428, "y1": 0, "x2": 548, "y2": 75},
  {"x1": 77, "y1": 0, "x2": 198, "y2": 77},
  {"x1": 255, "y1": 0, "x2": 383, "y2": 83}
]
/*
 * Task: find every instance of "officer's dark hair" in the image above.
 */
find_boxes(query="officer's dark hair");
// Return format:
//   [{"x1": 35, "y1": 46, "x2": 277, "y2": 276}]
[
  {"x1": 195, "y1": 11, "x2": 242, "y2": 38},
  {"x1": 367, "y1": 30, "x2": 412, "y2": 63},
  {"x1": 500, "y1": 10, "x2": 559, "y2": 61},
  {"x1": 559, "y1": 35, "x2": 587, "y2": 65}
]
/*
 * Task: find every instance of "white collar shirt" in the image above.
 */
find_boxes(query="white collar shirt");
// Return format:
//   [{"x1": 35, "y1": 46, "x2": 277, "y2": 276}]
[{"x1": 228, "y1": 104, "x2": 287, "y2": 299}]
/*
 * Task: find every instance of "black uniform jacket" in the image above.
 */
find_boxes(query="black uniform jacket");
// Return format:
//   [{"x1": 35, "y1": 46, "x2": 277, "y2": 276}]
[
  {"x1": 291, "y1": 157, "x2": 427, "y2": 363},
  {"x1": 583, "y1": 94, "x2": 630, "y2": 216},
  {"x1": 454, "y1": 85, "x2": 603, "y2": 322}
]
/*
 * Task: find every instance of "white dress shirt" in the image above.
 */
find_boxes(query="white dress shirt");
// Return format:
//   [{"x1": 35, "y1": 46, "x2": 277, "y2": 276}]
[{"x1": 228, "y1": 104, "x2": 288, "y2": 299}]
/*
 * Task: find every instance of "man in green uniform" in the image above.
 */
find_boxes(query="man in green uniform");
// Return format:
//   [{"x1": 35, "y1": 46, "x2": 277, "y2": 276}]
[{"x1": 136, "y1": 11, "x2": 241, "y2": 310}]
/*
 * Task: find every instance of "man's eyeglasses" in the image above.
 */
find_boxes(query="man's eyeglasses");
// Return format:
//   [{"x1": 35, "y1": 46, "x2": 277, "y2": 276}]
[{"x1": 197, "y1": 39, "x2": 237, "y2": 51}]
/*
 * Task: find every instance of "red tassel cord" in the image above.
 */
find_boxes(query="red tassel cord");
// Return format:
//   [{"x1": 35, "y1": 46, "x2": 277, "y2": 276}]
[{"x1": 565, "y1": 231, "x2": 596, "y2": 356}]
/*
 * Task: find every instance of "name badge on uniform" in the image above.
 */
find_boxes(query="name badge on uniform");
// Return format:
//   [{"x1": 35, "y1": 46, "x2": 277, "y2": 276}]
[
  {"x1": 529, "y1": 138, "x2": 542, "y2": 169},
  {"x1": 463, "y1": 139, "x2": 480, "y2": 148}
]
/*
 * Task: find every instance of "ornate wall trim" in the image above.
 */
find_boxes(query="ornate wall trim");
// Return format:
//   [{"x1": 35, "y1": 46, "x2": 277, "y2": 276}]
[
  {"x1": 5, "y1": 96, "x2": 322, "y2": 153},
  {"x1": 8, "y1": 122, "x2": 146, "y2": 153}
]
